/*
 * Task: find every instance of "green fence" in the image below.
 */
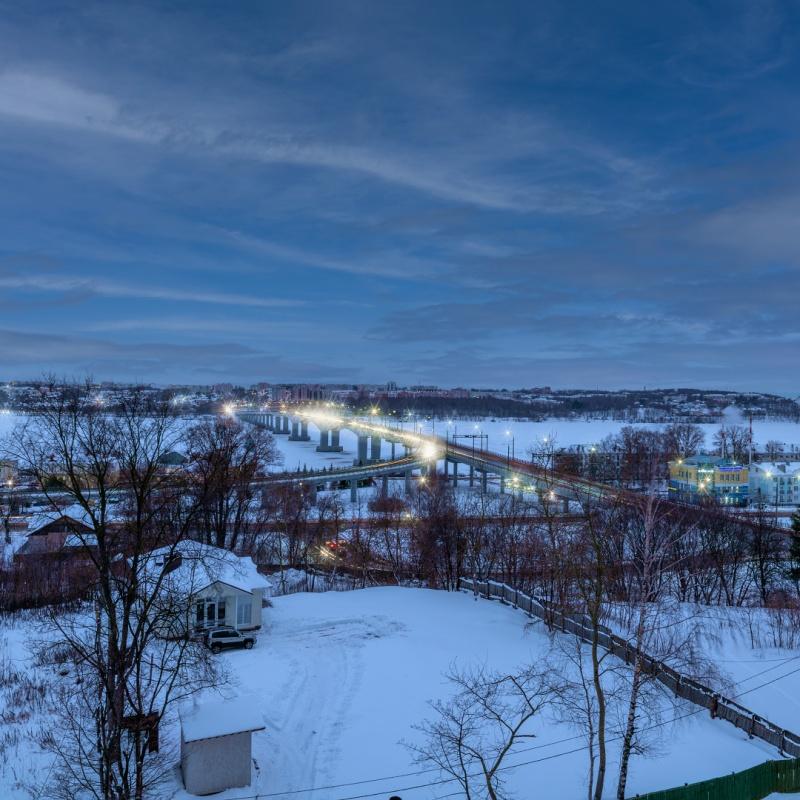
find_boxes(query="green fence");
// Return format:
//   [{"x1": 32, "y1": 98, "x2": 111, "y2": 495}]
[{"x1": 630, "y1": 758, "x2": 800, "y2": 800}]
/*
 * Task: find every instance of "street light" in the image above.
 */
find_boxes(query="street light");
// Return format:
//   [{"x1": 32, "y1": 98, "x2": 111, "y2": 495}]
[{"x1": 504, "y1": 430, "x2": 515, "y2": 466}]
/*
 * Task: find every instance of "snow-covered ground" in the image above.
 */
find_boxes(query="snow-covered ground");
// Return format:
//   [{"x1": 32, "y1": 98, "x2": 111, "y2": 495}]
[
  {"x1": 684, "y1": 606, "x2": 800, "y2": 735},
  {"x1": 388, "y1": 412, "x2": 800, "y2": 455},
  {"x1": 174, "y1": 588, "x2": 777, "y2": 800},
  {"x1": 2, "y1": 588, "x2": 797, "y2": 799}
]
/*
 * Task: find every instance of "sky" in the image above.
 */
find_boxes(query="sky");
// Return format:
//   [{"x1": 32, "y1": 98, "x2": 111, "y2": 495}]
[{"x1": 0, "y1": 1, "x2": 798, "y2": 392}]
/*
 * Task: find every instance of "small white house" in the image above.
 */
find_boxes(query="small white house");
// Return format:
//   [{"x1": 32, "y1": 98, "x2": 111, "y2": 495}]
[
  {"x1": 146, "y1": 541, "x2": 272, "y2": 635},
  {"x1": 180, "y1": 695, "x2": 265, "y2": 795},
  {"x1": 750, "y1": 461, "x2": 800, "y2": 507}
]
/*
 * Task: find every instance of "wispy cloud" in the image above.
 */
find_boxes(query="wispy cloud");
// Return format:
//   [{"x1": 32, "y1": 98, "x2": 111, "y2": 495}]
[
  {"x1": 0, "y1": 273, "x2": 302, "y2": 308},
  {"x1": 0, "y1": 67, "x2": 659, "y2": 215}
]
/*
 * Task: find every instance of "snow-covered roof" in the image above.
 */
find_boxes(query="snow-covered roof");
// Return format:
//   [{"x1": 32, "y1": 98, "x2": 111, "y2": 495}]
[
  {"x1": 146, "y1": 540, "x2": 272, "y2": 596},
  {"x1": 25, "y1": 505, "x2": 94, "y2": 534},
  {"x1": 181, "y1": 695, "x2": 265, "y2": 742},
  {"x1": 751, "y1": 461, "x2": 800, "y2": 475}
]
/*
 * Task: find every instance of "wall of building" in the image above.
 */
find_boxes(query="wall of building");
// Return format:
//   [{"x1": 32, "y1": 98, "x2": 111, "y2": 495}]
[
  {"x1": 194, "y1": 582, "x2": 262, "y2": 631},
  {"x1": 181, "y1": 731, "x2": 252, "y2": 795},
  {"x1": 750, "y1": 463, "x2": 800, "y2": 507},
  {"x1": 669, "y1": 457, "x2": 800, "y2": 507},
  {"x1": 668, "y1": 457, "x2": 749, "y2": 506}
]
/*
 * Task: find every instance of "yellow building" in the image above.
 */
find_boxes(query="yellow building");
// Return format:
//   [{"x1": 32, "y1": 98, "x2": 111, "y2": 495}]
[{"x1": 668, "y1": 456, "x2": 749, "y2": 506}]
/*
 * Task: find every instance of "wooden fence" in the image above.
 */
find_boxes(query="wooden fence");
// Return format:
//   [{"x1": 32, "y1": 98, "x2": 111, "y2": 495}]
[
  {"x1": 458, "y1": 577, "x2": 800, "y2": 759},
  {"x1": 629, "y1": 756, "x2": 800, "y2": 800}
]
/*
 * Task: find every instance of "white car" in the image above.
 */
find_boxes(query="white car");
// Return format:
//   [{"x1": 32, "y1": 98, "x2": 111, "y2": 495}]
[{"x1": 204, "y1": 626, "x2": 256, "y2": 654}]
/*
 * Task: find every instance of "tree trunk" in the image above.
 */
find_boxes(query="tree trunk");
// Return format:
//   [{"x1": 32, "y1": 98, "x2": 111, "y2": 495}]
[{"x1": 617, "y1": 652, "x2": 643, "y2": 799}]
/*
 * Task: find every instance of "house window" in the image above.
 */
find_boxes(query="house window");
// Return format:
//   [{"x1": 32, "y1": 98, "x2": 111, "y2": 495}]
[
  {"x1": 195, "y1": 598, "x2": 226, "y2": 627},
  {"x1": 237, "y1": 599, "x2": 252, "y2": 626}
]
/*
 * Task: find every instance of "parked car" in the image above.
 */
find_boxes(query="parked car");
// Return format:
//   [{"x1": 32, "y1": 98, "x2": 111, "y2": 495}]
[{"x1": 204, "y1": 626, "x2": 256, "y2": 654}]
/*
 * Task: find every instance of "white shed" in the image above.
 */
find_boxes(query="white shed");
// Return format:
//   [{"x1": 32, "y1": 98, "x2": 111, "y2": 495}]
[{"x1": 180, "y1": 696, "x2": 265, "y2": 795}]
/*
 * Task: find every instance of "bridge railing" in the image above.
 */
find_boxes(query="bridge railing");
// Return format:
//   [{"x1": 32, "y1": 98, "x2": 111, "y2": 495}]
[{"x1": 256, "y1": 456, "x2": 422, "y2": 484}]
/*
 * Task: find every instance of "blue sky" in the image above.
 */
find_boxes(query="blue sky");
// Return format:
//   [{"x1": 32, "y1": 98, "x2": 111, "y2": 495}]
[{"x1": 0, "y1": 1, "x2": 798, "y2": 390}]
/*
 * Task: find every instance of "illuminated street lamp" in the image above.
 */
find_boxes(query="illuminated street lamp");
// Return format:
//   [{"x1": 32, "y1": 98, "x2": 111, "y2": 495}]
[{"x1": 504, "y1": 430, "x2": 515, "y2": 465}]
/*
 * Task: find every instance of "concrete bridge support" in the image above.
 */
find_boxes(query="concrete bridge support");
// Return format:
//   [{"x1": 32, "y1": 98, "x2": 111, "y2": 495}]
[
  {"x1": 350, "y1": 479, "x2": 358, "y2": 503},
  {"x1": 370, "y1": 436, "x2": 382, "y2": 462},
  {"x1": 469, "y1": 464, "x2": 474, "y2": 487},
  {"x1": 561, "y1": 496, "x2": 570, "y2": 514},
  {"x1": 391, "y1": 441, "x2": 396, "y2": 460},
  {"x1": 356, "y1": 434, "x2": 369, "y2": 465},
  {"x1": 404, "y1": 470, "x2": 412, "y2": 495},
  {"x1": 274, "y1": 415, "x2": 290, "y2": 435},
  {"x1": 381, "y1": 475, "x2": 389, "y2": 497},
  {"x1": 289, "y1": 419, "x2": 311, "y2": 442},
  {"x1": 500, "y1": 476, "x2": 506, "y2": 494},
  {"x1": 481, "y1": 471, "x2": 488, "y2": 493},
  {"x1": 452, "y1": 464, "x2": 458, "y2": 487},
  {"x1": 317, "y1": 427, "x2": 343, "y2": 452}
]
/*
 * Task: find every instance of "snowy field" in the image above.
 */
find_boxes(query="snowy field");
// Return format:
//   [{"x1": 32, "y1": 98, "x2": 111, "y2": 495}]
[
  {"x1": 387, "y1": 412, "x2": 800, "y2": 456},
  {"x1": 179, "y1": 589, "x2": 779, "y2": 799},
  {"x1": 683, "y1": 606, "x2": 800, "y2": 735},
  {"x1": 2, "y1": 588, "x2": 798, "y2": 799}
]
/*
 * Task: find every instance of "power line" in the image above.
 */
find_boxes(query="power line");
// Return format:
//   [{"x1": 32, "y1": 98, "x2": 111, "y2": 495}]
[{"x1": 199, "y1": 643, "x2": 800, "y2": 800}]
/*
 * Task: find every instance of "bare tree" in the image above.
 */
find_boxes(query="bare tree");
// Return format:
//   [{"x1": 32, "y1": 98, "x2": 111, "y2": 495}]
[
  {"x1": 566, "y1": 492, "x2": 629, "y2": 800},
  {"x1": 5, "y1": 383, "x2": 221, "y2": 800},
  {"x1": 746, "y1": 506, "x2": 786, "y2": 604},
  {"x1": 408, "y1": 663, "x2": 552, "y2": 800},
  {"x1": 764, "y1": 439, "x2": 785, "y2": 461},
  {"x1": 663, "y1": 423, "x2": 704, "y2": 459},
  {"x1": 0, "y1": 479, "x2": 19, "y2": 546},
  {"x1": 187, "y1": 417, "x2": 279, "y2": 550},
  {"x1": 550, "y1": 635, "x2": 623, "y2": 800},
  {"x1": 412, "y1": 475, "x2": 464, "y2": 590},
  {"x1": 614, "y1": 496, "x2": 711, "y2": 800},
  {"x1": 713, "y1": 425, "x2": 750, "y2": 462}
]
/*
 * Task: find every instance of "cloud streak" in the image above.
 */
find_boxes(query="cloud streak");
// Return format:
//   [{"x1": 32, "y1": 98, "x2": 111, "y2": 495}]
[{"x1": 0, "y1": 273, "x2": 302, "y2": 308}]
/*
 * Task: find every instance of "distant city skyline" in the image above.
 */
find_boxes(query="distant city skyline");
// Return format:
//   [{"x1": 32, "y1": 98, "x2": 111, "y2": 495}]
[{"x1": 1, "y1": 2, "x2": 798, "y2": 391}]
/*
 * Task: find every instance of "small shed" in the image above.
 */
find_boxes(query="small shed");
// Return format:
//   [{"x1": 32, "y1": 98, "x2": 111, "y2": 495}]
[{"x1": 180, "y1": 697, "x2": 265, "y2": 795}]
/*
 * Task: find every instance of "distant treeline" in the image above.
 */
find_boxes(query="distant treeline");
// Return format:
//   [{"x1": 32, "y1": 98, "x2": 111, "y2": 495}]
[
  {"x1": 355, "y1": 396, "x2": 544, "y2": 419},
  {"x1": 354, "y1": 392, "x2": 800, "y2": 422}
]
